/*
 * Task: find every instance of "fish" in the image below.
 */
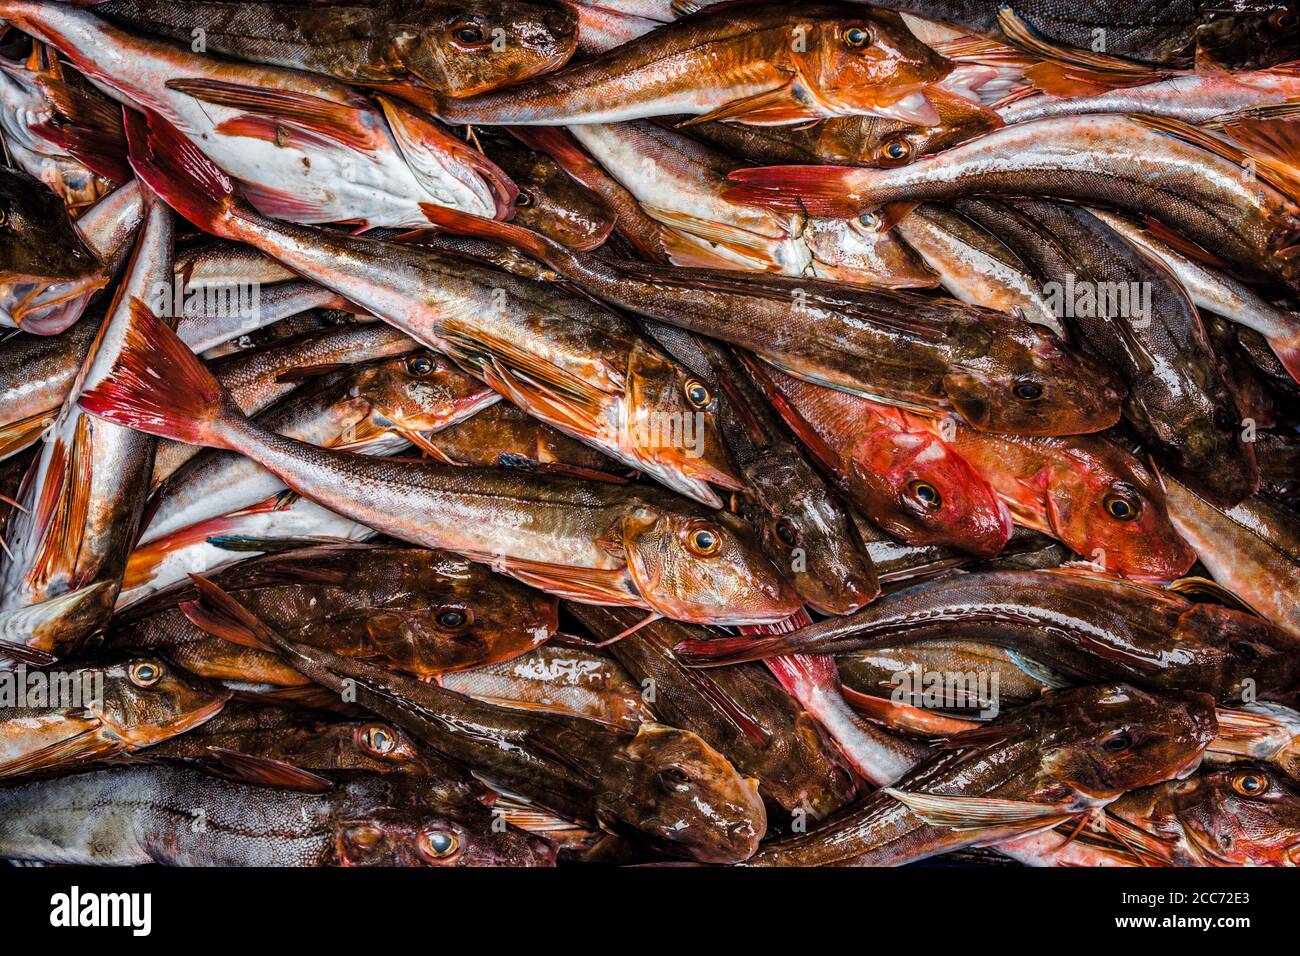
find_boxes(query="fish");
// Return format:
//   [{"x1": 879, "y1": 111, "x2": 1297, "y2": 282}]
[
  {"x1": 546, "y1": 120, "x2": 934, "y2": 285},
  {"x1": 956, "y1": 198, "x2": 1259, "y2": 507},
  {"x1": 76, "y1": 297, "x2": 797, "y2": 625},
  {"x1": 0, "y1": 763, "x2": 556, "y2": 865},
  {"x1": 739, "y1": 683, "x2": 1216, "y2": 866},
  {"x1": 91, "y1": 0, "x2": 578, "y2": 98},
  {"x1": 0, "y1": 318, "x2": 97, "y2": 462},
  {"x1": 412, "y1": 204, "x2": 1126, "y2": 437},
  {"x1": 440, "y1": 644, "x2": 655, "y2": 728},
  {"x1": 892, "y1": 203, "x2": 1062, "y2": 335},
  {"x1": 0, "y1": 179, "x2": 144, "y2": 336},
  {"x1": 567, "y1": 602, "x2": 860, "y2": 819},
  {"x1": 836, "y1": 640, "x2": 1049, "y2": 713},
  {"x1": 1091, "y1": 208, "x2": 1300, "y2": 386},
  {"x1": 480, "y1": 133, "x2": 614, "y2": 250},
  {"x1": 907, "y1": 420, "x2": 1196, "y2": 581},
  {"x1": 754, "y1": 364, "x2": 1012, "y2": 556},
  {"x1": 0, "y1": 41, "x2": 126, "y2": 209},
  {"x1": 0, "y1": 191, "x2": 174, "y2": 661},
  {"x1": 413, "y1": 401, "x2": 617, "y2": 472},
  {"x1": 141, "y1": 349, "x2": 497, "y2": 543},
  {"x1": 110, "y1": 544, "x2": 559, "y2": 684},
  {"x1": 674, "y1": 567, "x2": 1300, "y2": 704},
  {"x1": 0, "y1": 0, "x2": 516, "y2": 227},
  {"x1": 185, "y1": 574, "x2": 768, "y2": 863},
  {"x1": 624, "y1": 320, "x2": 879, "y2": 614},
  {"x1": 865, "y1": 0, "x2": 1300, "y2": 70},
  {"x1": 1164, "y1": 477, "x2": 1300, "y2": 640},
  {"x1": 1209, "y1": 702, "x2": 1300, "y2": 780},
  {"x1": 724, "y1": 114, "x2": 1300, "y2": 297},
  {"x1": 0, "y1": 654, "x2": 229, "y2": 778},
  {"x1": 126, "y1": 107, "x2": 741, "y2": 505},
  {"x1": 152, "y1": 322, "x2": 419, "y2": 485},
  {"x1": 434, "y1": 3, "x2": 995, "y2": 127}
]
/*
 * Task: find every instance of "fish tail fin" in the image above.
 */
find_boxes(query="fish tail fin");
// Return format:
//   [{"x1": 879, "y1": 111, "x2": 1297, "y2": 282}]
[
  {"x1": 78, "y1": 298, "x2": 244, "y2": 450},
  {"x1": 723, "y1": 166, "x2": 869, "y2": 218},
  {"x1": 122, "y1": 107, "x2": 260, "y2": 240},
  {"x1": 1269, "y1": 331, "x2": 1300, "y2": 385}
]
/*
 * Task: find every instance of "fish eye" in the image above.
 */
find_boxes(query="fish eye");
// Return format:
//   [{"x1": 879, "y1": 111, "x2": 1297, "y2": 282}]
[
  {"x1": 1012, "y1": 380, "x2": 1044, "y2": 402},
  {"x1": 907, "y1": 480, "x2": 942, "y2": 512},
  {"x1": 418, "y1": 827, "x2": 462, "y2": 861},
  {"x1": 773, "y1": 518, "x2": 800, "y2": 547},
  {"x1": 342, "y1": 824, "x2": 386, "y2": 853},
  {"x1": 1273, "y1": 11, "x2": 1299, "y2": 28},
  {"x1": 129, "y1": 661, "x2": 164, "y2": 687},
  {"x1": 405, "y1": 354, "x2": 436, "y2": 376},
  {"x1": 1232, "y1": 771, "x2": 1269, "y2": 797},
  {"x1": 515, "y1": 189, "x2": 534, "y2": 209},
  {"x1": 1102, "y1": 732, "x2": 1132, "y2": 753},
  {"x1": 1214, "y1": 409, "x2": 1237, "y2": 431},
  {"x1": 1231, "y1": 640, "x2": 1262, "y2": 660},
  {"x1": 1103, "y1": 493, "x2": 1140, "y2": 521},
  {"x1": 842, "y1": 25, "x2": 873, "y2": 48},
  {"x1": 361, "y1": 724, "x2": 397, "y2": 755},
  {"x1": 858, "y1": 211, "x2": 881, "y2": 230},
  {"x1": 451, "y1": 21, "x2": 486, "y2": 45},
  {"x1": 435, "y1": 606, "x2": 471, "y2": 629},
  {"x1": 657, "y1": 767, "x2": 692, "y2": 791},
  {"x1": 880, "y1": 137, "x2": 911, "y2": 162},
  {"x1": 684, "y1": 378, "x2": 712, "y2": 409},
  {"x1": 684, "y1": 522, "x2": 722, "y2": 556}
]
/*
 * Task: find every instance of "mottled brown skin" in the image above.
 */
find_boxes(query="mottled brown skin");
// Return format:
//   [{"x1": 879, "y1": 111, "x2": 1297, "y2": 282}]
[
  {"x1": 424, "y1": 401, "x2": 616, "y2": 470},
  {"x1": 485, "y1": 136, "x2": 614, "y2": 250},
  {"x1": 1101, "y1": 763, "x2": 1300, "y2": 865},
  {"x1": 675, "y1": 569, "x2": 1300, "y2": 705},
  {"x1": 865, "y1": 0, "x2": 1300, "y2": 69},
  {"x1": 568, "y1": 603, "x2": 859, "y2": 820},
  {"x1": 255, "y1": 623, "x2": 768, "y2": 863},
  {"x1": 744, "y1": 683, "x2": 1217, "y2": 866},
  {"x1": 960, "y1": 198, "x2": 1257, "y2": 507},
  {"x1": 108, "y1": 545, "x2": 560, "y2": 683},
  {"x1": 0, "y1": 166, "x2": 100, "y2": 284},
  {"x1": 93, "y1": 0, "x2": 578, "y2": 96},
  {"x1": 0, "y1": 765, "x2": 556, "y2": 865},
  {"x1": 836, "y1": 640, "x2": 1046, "y2": 712}
]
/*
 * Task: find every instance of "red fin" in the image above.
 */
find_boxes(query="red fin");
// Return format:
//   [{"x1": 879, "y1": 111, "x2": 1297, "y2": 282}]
[
  {"x1": 677, "y1": 81, "x2": 819, "y2": 127},
  {"x1": 938, "y1": 721, "x2": 1028, "y2": 750},
  {"x1": 841, "y1": 686, "x2": 982, "y2": 737},
  {"x1": 0, "y1": 409, "x2": 57, "y2": 460},
  {"x1": 31, "y1": 112, "x2": 130, "y2": 186},
  {"x1": 180, "y1": 574, "x2": 277, "y2": 652},
  {"x1": 207, "y1": 747, "x2": 332, "y2": 793},
  {"x1": 723, "y1": 166, "x2": 867, "y2": 218},
  {"x1": 78, "y1": 298, "x2": 239, "y2": 448},
  {"x1": 25, "y1": 414, "x2": 94, "y2": 592},
  {"x1": 165, "y1": 78, "x2": 380, "y2": 154},
  {"x1": 123, "y1": 108, "x2": 254, "y2": 238},
  {"x1": 418, "y1": 202, "x2": 561, "y2": 265}
]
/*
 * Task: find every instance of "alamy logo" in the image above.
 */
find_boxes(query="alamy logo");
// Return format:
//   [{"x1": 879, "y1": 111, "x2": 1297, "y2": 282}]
[
  {"x1": 49, "y1": 887, "x2": 152, "y2": 937},
  {"x1": 0, "y1": 667, "x2": 102, "y2": 709},
  {"x1": 1041, "y1": 274, "x2": 1152, "y2": 326}
]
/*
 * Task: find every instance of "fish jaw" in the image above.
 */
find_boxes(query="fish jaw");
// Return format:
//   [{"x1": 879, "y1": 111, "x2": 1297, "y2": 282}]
[{"x1": 0, "y1": 274, "x2": 107, "y2": 335}]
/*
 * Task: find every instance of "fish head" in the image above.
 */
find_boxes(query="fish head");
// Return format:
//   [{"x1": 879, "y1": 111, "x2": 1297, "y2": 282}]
[
  {"x1": 393, "y1": 0, "x2": 578, "y2": 97},
  {"x1": 1033, "y1": 685, "x2": 1217, "y2": 804},
  {"x1": 621, "y1": 506, "x2": 802, "y2": 625},
  {"x1": 598, "y1": 722, "x2": 766, "y2": 863},
  {"x1": 1169, "y1": 763, "x2": 1300, "y2": 866},
  {"x1": 801, "y1": 215, "x2": 938, "y2": 288},
  {"x1": 623, "y1": 342, "x2": 743, "y2": 495},
  {"x1": 745, "y1": 455, "x2": 880, "y2": 615},
  {"x1": 1167, "y1": 395, "x2": 1260, "y2": 507},
  {"x1": 944, "y1": 315, "x2": 1126, "y2": 435},
  {"x1": 852, "y1": 426, "x2": 1011, "y2": 557},
  {"x1": 335, "y1": 777, "x2": 556, "y2": 866},
  {"x1": 0, "y1": 166, "x2": 99, "y2": 284},
  {"x1": 1042, "y1": 452, "x2": 1196, "y2": 581},
  {"x1": 1174, "y1": 603, "x2": 1300, "y2": 704},
  {"x1": 93, "y1": 655, "x2": 230, "y2": 747},
  {"x1": 352, "y1": 349, "x2": 497, "y2": 436},
  {"x1": 489, "y1": 142, "x2": 614, "y2": 250},
  {"x1": 1195, "y1": 4, "x2": 1300, "y2": 70},
  {"x1": 800, "y1": 11, "x2": 955, "y2": 125},
  {"x1": 361, "y1": 553, "x2": 559, "y2": 676}
]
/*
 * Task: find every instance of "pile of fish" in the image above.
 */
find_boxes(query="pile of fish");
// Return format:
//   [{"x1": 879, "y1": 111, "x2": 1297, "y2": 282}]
[{"x1": 2, "y1": 0, "x2": 1300, "y2": 868}]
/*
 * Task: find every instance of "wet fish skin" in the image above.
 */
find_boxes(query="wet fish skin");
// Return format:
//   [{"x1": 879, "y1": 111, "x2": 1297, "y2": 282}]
[
  {"x1": 0, "y1": 318, "x2": 98, "y2": 462},
  {"x1": 110, "y1": 544, "x2": 559, "y2": 684},
  {"x1": 674, "y1": 568, "x2": 1300, "y2": 705},
  {"x1": 0, "y1": 654, "x2": 229, "y2": 778},
  {"x1": 419, "y1": 401, "x2": 615, "y2": 471},
  {"x1": 0, "y1": 165, "x2": 101, "y2": 305},
  {"x1": 484, "y1": 134, "x2": 614, "y2": 250},
  {"x1": 198, "y1": 584, "x2": 768, "y2": 863},
  {"x1": 837, "y1": 640, "x2": 1047, "y2": 712},
  {"x1": 567, "y1": 602, "x2": 860, "y2": 820},
  {"x1": 742, "y1": 683, "x2": 1217, "y2": 866},
  {"x1": 0, "y1": 764, "x2": 556, "y2": 865},
  {"x1": 93, "y1": 0, "x2": 578, "y2": 97}
]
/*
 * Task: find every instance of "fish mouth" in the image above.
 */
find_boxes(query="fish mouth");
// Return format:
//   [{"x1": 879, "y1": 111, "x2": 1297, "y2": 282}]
[
  {"x1": 2, "y1": 273, "x2": 107, "y2": 334},
  {"x1": 933, "y1": 64, "x2": 1001, "y2": 108}
]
